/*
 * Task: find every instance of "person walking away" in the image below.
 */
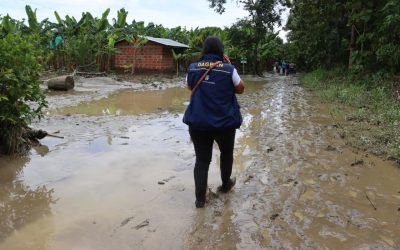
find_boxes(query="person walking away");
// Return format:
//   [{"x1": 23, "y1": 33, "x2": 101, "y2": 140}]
[
  {"x1": 284, "y1": 62, "x2": 289, "y2": 76},
  {"x1": 183, "y1": 37, "x2": 245, "y2": 208}
]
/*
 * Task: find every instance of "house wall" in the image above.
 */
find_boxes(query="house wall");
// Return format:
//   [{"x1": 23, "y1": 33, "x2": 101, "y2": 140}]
[{"x1": 115, "y1": 40, "x2": 175, "y2": 73}]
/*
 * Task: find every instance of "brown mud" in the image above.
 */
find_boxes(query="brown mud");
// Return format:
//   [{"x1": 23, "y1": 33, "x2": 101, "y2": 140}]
[{"x1": 1, "y1": 75, "x2": 399, "y2": 249}]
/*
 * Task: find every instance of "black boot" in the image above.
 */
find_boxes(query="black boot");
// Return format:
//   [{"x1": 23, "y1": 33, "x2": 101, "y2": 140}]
[
  {"x1": 195, "y1": 199, "x2": 205, "y2": 208},
  {"x1": 194, "y1": 161, "x2": 209, "y2": 208},
  {"x1": 217, "y1": 177, "x2": 236, "y2": 193}
]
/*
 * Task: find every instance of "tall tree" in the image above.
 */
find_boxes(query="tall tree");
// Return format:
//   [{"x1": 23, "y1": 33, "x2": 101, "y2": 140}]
[
  {"x1": 286, "y1": 0, "x2": 400, "y2": 74},
  {"x1": 207, "y1": 0, "x2": 286, "y2": 74}
]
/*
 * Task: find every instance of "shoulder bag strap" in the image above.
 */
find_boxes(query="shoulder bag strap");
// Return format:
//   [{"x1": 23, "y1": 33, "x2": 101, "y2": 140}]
[{"x1": 190, "y1": 61, "x2": 222, "y2": 99}]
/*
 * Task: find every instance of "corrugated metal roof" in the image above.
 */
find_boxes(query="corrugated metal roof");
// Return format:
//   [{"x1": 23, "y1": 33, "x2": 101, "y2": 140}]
[{"x1": 144, "y1": 36, "x2": 189, "y2": 48}]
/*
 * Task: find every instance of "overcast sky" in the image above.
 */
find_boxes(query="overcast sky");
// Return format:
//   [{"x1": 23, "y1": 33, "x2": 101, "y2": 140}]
[{"x1": 1, "y1": 0, "x2": 288, "y2": 40}]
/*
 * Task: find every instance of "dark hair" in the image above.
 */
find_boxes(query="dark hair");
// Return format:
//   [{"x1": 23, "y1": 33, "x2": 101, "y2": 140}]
[{"x1": 201, "y1": 36, "x2": 224, "y2": 59}]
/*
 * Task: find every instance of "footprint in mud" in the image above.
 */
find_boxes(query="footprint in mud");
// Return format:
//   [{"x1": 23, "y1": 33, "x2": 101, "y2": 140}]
[
  {"x1": 111, "y1": 216, "x2": 135, "y2": 235},
  {"x1": 120, "y1": 216, "x2": 135, "y2": 227},
  {"x1": 134, "y1": 219, "x2": 150, "y2": 230}
]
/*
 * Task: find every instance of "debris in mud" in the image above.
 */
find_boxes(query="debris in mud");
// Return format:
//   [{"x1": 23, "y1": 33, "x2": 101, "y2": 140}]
[
  {"x1": 397, "y1": 207, "x2": 400, "y2": 212},
  {"x1": 326, "y1": 145, "x2": 337, "y2": 151},
  {"x1": 351, "y1": 159, "x2": 364, "y2": 166},
  {"x1": 365, "y1": 192, "x2": 377, "y2": 210},
  {"x1": 134, "y1": 219, "x2": 150, "y2": 230},
  {"x1": 120, "y1": 216, "x2": 135, "y2": 227},
  {"x1": 266, "y1": 146, "x2": 274, "y2": 153},
  {"x1": 270, "y1": 213, "x2": 279, "y2": 221},
  {"x1": 93, "y1": 221, "x2": 97, "y2": 225},
  {"x1": 47, "y1": 75, "x2": 75, "y2": 91},
  {"x1": 213, "y1": 210, "x2": 222, "y2": 217},
  {"x1": 158, "y1": 176, "x2": 176, "y2": 185},
  {"x1": 286, "y1": 178, "x2": 295, "y2": 183},
  {"x1": 244, "y1": 175, "x2": 254, "y2": 184}
]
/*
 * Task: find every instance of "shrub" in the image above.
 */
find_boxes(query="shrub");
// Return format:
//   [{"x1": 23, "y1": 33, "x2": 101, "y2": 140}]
[{"x1": 0, "y1": 34, "x2": 47, "y2": 154}]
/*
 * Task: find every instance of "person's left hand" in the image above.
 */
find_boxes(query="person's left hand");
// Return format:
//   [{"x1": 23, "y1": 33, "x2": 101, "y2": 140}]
[{"x1": 223, "y1": 55, "x2": 231, "y2": 64}]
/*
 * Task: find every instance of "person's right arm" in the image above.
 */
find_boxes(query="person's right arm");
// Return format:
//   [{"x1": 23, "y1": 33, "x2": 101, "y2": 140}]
[
  {"x1": 234, "y1": 80, "x2": 245, "y2": 94},
  {"x1": 232, "y1": 68, "x2": 245, "y2": 94}
]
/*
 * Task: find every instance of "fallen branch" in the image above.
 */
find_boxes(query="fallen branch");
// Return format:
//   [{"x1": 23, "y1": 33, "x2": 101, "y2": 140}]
[
  {"x1": 47, "y1": 133, "x2": 64, "y2": 139},
  {"x1": 75, "y1": 71, "x2": 107, "y2": 78},
  {"x1": 365, "y1": 192, "x2": 377, "y2": 210}
]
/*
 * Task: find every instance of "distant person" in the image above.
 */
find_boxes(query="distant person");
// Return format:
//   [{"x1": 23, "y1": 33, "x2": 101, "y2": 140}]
[
  {"x1": 284, "y1": 62, "x2": 289, "y2": 76},
  {"x1": 49, "y1": 29, "x2": 64, "y2": 70},
  {"x1": 274, "y1": 61, "x2": 279, "y2": 74},
  {"x1": 183, "y1": 36, "x2": 245, "y2": 208}
]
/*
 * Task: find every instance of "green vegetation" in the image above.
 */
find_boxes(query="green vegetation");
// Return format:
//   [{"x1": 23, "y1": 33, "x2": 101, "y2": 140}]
[
  {"x1": 301, "y1": 69, "x2": 400, "y2": 161},
  {"x1": 285, "y1": 0, "x2": 400, "y2": 161},
  {"x1": 0, "y1": 5, "x2": 286, "y2": 74},
  {"x1": 209, "y1": 0, "x2": 286, "y2": 74},
  {"x1": 0, "y1": 33, "x2": 47, "y2": 154},
  {"x1": 286, "y1": 0, "x2": 400, "y2": 74}
]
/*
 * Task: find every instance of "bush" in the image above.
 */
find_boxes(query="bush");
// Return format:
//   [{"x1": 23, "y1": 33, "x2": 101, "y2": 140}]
[{"x1": 0, "y1": 34, "x2": 47, "y2": 154}]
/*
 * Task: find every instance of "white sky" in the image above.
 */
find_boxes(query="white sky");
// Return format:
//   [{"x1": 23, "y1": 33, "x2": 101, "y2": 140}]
[{"x1": 1, "y1": 0, "x2": 288, "y2": 40}]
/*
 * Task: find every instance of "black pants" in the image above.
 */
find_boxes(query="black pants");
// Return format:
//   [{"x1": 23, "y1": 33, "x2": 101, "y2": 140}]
[{"x1": 189, "y1": 127, "x2": 236, "y2": 202}]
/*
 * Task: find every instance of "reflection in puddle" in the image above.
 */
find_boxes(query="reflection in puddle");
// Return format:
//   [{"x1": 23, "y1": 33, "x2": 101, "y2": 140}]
[
  {"x1": 52, "y1": 81, "x2": 265, "y2": 117},
  {"x1": 0, "y1": 156, "x2": 55, "y2": 247},
  {"x1": 53, "y1": 87, "x2": 190, "y2": 116}
]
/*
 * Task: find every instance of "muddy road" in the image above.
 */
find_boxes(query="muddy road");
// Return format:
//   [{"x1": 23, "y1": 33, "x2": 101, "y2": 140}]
[{"x1": 0, "y1": 75, "x2": 399, "y2": 249}]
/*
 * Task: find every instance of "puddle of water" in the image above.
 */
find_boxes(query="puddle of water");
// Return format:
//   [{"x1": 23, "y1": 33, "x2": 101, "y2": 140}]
[
  {"x1": 51, "y1": 87, "x2": 189, "y2": 116},
  {"x1": 51, "y1": 81, "x2": 265, "y2": 116}
]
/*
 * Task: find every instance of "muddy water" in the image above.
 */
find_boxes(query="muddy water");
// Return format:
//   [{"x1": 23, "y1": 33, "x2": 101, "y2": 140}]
[{"x1": 1, "y1": 76, "x2": 399, "y2": 249}]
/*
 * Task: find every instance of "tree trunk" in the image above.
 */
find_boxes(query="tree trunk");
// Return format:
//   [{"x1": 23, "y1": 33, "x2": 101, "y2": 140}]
[
  {"x1": 47, "y1": 75, "x2": 74, "y2": 91},
  {"x1": 131, "y1": 50, "x2": 137, "y2": 75},
  {"x1": 348, "y1": 24, "x2": 356, "y2": 70}
]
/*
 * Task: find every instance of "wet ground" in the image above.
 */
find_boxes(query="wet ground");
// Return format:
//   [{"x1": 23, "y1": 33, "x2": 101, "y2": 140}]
[{"x1": 1, "y1": 75, "x2": 399, "y2": 249}]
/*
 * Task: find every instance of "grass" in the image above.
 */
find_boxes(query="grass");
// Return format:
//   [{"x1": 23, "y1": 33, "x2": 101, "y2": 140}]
[{"x1": 300, "y1": 69, "x2": 400, "y2": 163}]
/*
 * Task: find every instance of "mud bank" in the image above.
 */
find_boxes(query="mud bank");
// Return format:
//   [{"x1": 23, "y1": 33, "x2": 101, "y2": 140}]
[{"x1": 0, "y1": 75, "x2": 399, "y2": 249}]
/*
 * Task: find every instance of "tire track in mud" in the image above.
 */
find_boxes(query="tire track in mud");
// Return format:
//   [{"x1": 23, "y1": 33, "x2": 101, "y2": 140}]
[{"x1": 186, "y1": 76, "x2": 400, "y2": 249}]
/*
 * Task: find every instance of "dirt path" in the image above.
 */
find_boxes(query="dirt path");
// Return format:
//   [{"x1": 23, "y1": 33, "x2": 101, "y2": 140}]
[{"x1": 0, "y1": 75, "x2": 399, "y2": 249}]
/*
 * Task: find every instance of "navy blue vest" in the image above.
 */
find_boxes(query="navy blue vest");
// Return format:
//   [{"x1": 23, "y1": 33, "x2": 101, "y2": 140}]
[{"x1": 183, "y1": 54, "x2": 242, "y2": 130}]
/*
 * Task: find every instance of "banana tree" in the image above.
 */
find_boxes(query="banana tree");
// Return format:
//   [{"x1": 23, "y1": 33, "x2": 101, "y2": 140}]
[
  {"x1": 130, "y1": 37, "x2": 147, "y2": 75},
  {"x1": 172, "y1": 49, "x2": 184, "y2": 76}
]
